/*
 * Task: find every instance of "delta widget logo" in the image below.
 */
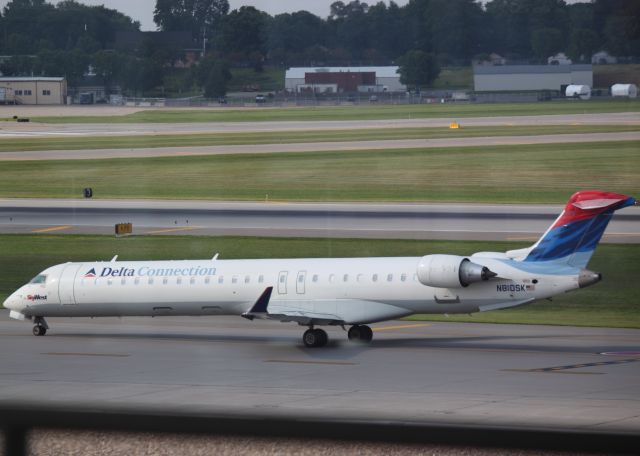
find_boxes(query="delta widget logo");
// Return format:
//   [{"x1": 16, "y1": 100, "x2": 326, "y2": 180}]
[{"x1": 84, "y1": 268, "x2": 97, "y2": 278}]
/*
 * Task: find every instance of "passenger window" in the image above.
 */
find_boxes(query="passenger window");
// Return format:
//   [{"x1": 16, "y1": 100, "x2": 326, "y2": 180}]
[
  {"x1": 258, "y1": 275, "x2": 264, "y2": 283},
  {"x1": 135, "y1": 278, "x2": 140, "y2": 285},
  {"x1": 401, "y1": 273, "x2": 407, "y2": 282},
  {"x1": 372, "y1": 274, "x2": 378, "y2": 282},
  {"x1": 107, "y1": 279, "x2": 113, "y2": 285},
  {"x1": 343, "y1": 274, "x2": 349, "y2": 282},
  {"x1": 205, "y1": 277, "x2": 210, "y2": 284},
  {"x1": 121, "y1": 278, "x2": 126, "y2": 285},
  {"x1": 280, "y1": 275, "x2": 286, "y2": 283},
  {"x1": 163, "y1": 278, "x2": 168, "y2": 285},
  {"x1": 232, "y1": 276, "x2": 238, "y2": 284},
  {"x1": 218, "y1": 276, "x2": 224, "y2": 284},
  {"x1": 149, "y1": 278, "x2": 154, "y2": 285},
  {"x1": 387, "y1": 274, "x2": 393, "y2": 282},
  {"x1": 357, "y1": 274, "x2": 364, "y2": 282},
  {"x1": 245, "y1": 276, "x2": 250, "y2": 283},
  {"x1": 299, "y1": 275, "x2": 304, "y2": 283},
  {"x1": 177, "y1": 278, "x2": 182, "y2": 285},
  {"x1": 190, "y1": 277, "x2": 196, "y2": 285},
  {"x1": 312, "y1": 275, "x2": 318, "y2": 282},
  {"x1": 329, "y1": 274, "x2": 335, "y2": 283}
]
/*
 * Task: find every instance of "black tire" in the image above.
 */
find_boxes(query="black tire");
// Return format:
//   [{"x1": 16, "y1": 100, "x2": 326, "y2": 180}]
[
  {"x1": 348, "y1": 325, "x2": 361, "y2": 342},
  {"x1": 33, "y1": 325, "x2": 46, "y2": 336},
  {"x1": 303, "y1": 329, "x2": 317, "y2": 347},
  {"x1": 360, "y1": 325, "x2": 373, "y2": 343},
  {"x1": 313, "y1": 329, "x2": 328, "y2": 347},
  {"x1": 303, "y1": 328, "x2": 328, "y2": 348}
]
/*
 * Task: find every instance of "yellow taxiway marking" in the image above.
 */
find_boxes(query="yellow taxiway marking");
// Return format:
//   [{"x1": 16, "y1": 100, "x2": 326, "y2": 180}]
[
  {"x1": 31, "y1": 225, "x2": 72, "y2": 233},
  {"x1": 147, "y1": 226, "x2": 202, "y2": 234},
  {"x1": 373, "y1": 323, "x2": 431, "y2": 332}
]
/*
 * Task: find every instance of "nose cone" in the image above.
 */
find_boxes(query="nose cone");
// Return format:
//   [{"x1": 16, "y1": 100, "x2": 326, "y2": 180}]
[{"x1": 3, "y1": 293, "x2": 21, "y2": 311}]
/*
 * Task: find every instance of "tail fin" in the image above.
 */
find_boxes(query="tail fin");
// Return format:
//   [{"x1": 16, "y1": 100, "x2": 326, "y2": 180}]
[{"x1": 507, "y1": 191, "x2": 636, "y2": 268}]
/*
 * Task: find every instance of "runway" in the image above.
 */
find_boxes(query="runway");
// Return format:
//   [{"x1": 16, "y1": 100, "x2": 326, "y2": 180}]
[
  {"x1": 2, "y1": 198, "x2": 639, "y2": 242},
  {"x1": 0, "y1": 310, "x2": 638, "y2": 433},
  {"x1": 1, "y1": 112, "x2": 639, "y2": 139},
  {"x1": 1, "y1": 131, "x2": 639, "y2": 161}
]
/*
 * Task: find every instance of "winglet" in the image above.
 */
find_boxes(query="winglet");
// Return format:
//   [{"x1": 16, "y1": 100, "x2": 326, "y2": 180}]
[{"x1": 241, "y1": 287, "x2": 273, "y2": 321}]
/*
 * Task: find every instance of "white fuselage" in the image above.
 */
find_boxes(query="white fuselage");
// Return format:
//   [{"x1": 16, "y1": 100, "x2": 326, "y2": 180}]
[{"x1": 4, "y1": 256, "x2": 580, "y2": 325}]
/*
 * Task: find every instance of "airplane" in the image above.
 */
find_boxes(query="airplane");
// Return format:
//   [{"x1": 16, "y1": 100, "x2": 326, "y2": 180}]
[{"x1": 3, "y1": 190, "x2": 637, "y2": 347}]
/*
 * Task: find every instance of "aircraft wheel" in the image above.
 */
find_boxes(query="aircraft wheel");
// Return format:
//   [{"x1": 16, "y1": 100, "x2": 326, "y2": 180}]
[
  {"x1": 303, "y1": 328, "x2": 328, "y2": 348},
  {"x1": 347, "y1": 325, "x2": 361, "y2": 341},
  {"x1": 348, "y1": 325, "x2": 373, "y2": 344},
  {"x1": 32, "y1": 325, "x2": 46, "y2": 336},
  {"x1": 359, "y1": 325, "x2": 373, "y2": 343}
]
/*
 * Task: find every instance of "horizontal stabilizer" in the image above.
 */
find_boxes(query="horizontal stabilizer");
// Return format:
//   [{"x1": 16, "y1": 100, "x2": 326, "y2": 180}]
[{"x1": 241, "y1": 287, "x2": 273, "y2": 321}]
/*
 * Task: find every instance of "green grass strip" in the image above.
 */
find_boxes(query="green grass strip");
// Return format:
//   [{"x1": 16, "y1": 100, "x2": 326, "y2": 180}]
[
  {"x1": 0, "y1": 141, "x2": 638, "y2": 203},
  {"x1": 1, "y1": 235, "x2": 637, "y2": 329},
  {"x1": 0, "y1": 124, "x2": 638, "y2": 153},
  {"x1": 7, "y1": 99, "x2": 639, "y2": 124}
]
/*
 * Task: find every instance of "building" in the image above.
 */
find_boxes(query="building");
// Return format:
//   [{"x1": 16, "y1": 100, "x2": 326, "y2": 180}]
[
  {"x1": 473, "y1": 65, "x2": 592, "y2": 92},
  {"x1": 0, "y1": 77, "x2": 67, "y2": 104},
  {"x1": 285, "y1": 67, "x2": 405, "y2": 93}
]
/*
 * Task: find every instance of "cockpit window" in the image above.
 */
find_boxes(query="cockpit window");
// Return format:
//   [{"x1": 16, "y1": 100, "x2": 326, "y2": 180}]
[{"x1": 29, "y1": 274, "x2": 47, "y2": 284}]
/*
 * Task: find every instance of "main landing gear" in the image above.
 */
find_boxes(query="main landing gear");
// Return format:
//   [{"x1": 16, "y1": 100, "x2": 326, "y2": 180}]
[
  {"x1": 303, "y1": 327, "x2": 328, "y2": 348},
  {"x1": 32, "y1": 316, "x2": 48, "y2": 336},
  {"x1": 302, "y1": 324, "x2": 373, "y2": 348}
]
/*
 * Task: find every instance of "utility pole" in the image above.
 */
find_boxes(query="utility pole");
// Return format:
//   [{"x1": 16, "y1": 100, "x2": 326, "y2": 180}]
[{"x1": 202, "y1": 28, "x2": 207, "y2": 57}]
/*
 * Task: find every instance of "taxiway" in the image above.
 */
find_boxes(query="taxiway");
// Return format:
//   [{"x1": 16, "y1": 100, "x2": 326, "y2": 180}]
[
  {"x1": 2, "y1": 199, "x2": 639, "y2": 242},
  {"x1": 0, "y1": 311, "x2": 638, "y2": 433}
]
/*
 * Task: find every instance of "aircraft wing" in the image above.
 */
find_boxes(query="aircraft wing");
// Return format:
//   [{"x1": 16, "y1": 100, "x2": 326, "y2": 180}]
[{"x1": 242, "y1": 287, "x2": 411, "y2": 326}]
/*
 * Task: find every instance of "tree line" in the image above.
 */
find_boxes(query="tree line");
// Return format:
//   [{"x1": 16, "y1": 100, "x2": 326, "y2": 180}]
[{"x1": 1, "y1": 0, "x2": 638, "y2": 96}]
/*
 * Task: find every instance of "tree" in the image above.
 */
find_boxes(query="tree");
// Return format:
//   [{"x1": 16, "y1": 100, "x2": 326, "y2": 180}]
[
  {"x1": 154, "y1": 0, "x2": 229, "y2": 43},
  {"x1": 530, "y1": 28, "x2": 563, "y2": 62},
  {"x1": 426, "y1": 0, "x2": 482, "y2": 62},
  {"x1": 567, "y1": 28, "x2": 598, "y2": 62},
  {"x1": 203, "y1": 61, "x2": 231, "y2": 97},
  {"x1": 397, "y1": 50, "x2": 440, "y2": 91},
  {"x1": 221, "y1": 6, "x2": 269, "y2": 61}
]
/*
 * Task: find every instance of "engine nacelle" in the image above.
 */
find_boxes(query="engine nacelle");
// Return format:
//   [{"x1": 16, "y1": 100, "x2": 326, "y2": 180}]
[{"x1": 417, "y1": 254, "x2": 497, "y2": 288}]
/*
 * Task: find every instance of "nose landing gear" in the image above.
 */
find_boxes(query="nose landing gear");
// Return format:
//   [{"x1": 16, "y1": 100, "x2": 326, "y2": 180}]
[{"x1": 32, "y1": 316, "x2": 48, "y2": 336}]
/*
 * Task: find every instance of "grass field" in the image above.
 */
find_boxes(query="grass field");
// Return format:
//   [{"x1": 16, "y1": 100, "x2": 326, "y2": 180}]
[
  {"x1": 1, "y1": 124, "x2": 637, "y2": 153},
  {"x1": 1, "y1": 235, "x2": 637, "y2": 328},
  {"x1": 1, "y1": 141, "x2": 637, "y2": 202},
  {"x1": 16, "y1": 99, "x2": 640, "y2": 124}
]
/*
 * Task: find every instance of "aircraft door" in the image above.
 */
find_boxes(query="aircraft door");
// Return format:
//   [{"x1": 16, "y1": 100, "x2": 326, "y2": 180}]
[
  {"x1": 278, "y1": 271, "x2": 288, "y2": 294},
  {"x1": 58, "y1": 263, "x2": 82, "y2": 305},
  {"x1": 296, "y1": 270, "x2": 306, "y2": 294}
]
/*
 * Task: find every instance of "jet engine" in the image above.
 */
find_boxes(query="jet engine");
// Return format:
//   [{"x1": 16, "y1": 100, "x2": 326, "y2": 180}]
[{"x1": 417, "y1": 254, "x2": 497, "y2": 288}]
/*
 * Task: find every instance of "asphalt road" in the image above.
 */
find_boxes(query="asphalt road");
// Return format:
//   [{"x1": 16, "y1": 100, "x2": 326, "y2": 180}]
[
  {"x1": 1, "y1": 112, "x2": 639, "y2": 138},
  {"x1": 1, "y1": 131, "x2": 639, "y2": 161},
  {"x1": 2, "y1": 198, "x2": 639, "y2": 242},
  {"x1": 1, "y1": 311, "x2": 638, "y2": 434}
]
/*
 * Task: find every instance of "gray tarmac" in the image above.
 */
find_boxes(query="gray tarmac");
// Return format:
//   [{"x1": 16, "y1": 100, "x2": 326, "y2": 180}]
[
  {"x1": 0, "y1": 310, "x2": 639, "y2": 434},
  {"x1": 2, "y1": 198, "x2": 639, "y2": 242},
  {"x1": 1, "y1": 131, "x2": 639, "y2": 161},
  {"x1": 1, "y1": 112, "x2": 639, "y2": 138}
]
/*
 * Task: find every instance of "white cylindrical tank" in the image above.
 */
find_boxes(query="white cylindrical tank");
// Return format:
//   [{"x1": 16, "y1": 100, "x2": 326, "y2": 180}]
[
  {"x1": 611, "y1": 84, "x2": 638, "y2": 99},
  {"x1": 565, "y1": 85, "x2": 591, "y2": 100}
]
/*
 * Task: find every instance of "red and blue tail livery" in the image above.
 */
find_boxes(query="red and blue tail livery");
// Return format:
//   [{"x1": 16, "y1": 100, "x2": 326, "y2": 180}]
[{"x1": 523, "y1": 191, "x2": 637, "y2": 267}]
